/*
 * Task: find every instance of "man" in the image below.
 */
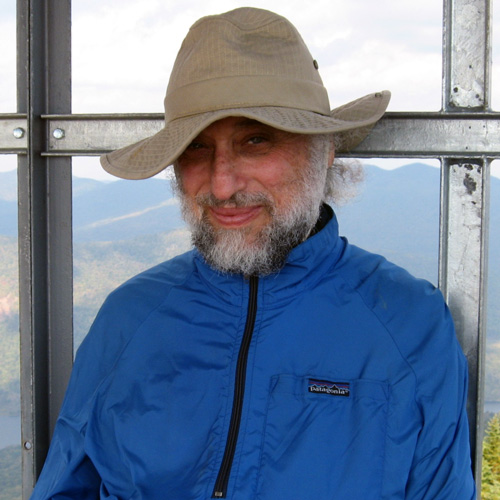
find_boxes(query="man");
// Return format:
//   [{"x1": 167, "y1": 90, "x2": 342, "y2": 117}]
[{"x1": 32, "y1": 7, "x2": 476, "y2": 499}]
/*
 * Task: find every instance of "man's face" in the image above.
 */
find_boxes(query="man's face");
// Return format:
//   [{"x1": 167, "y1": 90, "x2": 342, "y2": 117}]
[{"x1": 174, "y1": 116, "x2": 329, "y2": 275}]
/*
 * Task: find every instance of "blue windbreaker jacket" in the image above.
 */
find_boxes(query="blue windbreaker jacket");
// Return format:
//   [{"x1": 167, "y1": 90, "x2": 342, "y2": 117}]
[{"x1": 31, "y1": 211, "x2": 476, "y2": 499}]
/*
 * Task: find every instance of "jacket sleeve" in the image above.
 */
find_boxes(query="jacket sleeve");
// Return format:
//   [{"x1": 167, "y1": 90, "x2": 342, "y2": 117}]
[
  {"x1": 29, "y1": 340, "x2": 102, "y2": 499},
  {"x1": 30, "y1": 287, "x2": 140, "y2": 499},
  {"x1": 30, "y1": 261, "x2": 179, "y2": 499},
  {"x1": 29, "y1": 432, "x2": 101, "y2": 499},
  {"x1": 404, "y1": 304, "x2": 476, "y2": 499}
]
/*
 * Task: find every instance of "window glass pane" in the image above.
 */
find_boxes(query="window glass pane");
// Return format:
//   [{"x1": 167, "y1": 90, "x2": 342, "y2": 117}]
[
  {"x1": 484, "y1": 162, "x2": 500, "y2": 412},
  {"x1": 72, "y1": 157, "x2": 441, "y2": 353},
  {"x1": 0, "y1": 1, "x2": 16, "y2": 112},
  {"x1": 72, "y1": 157, "x2": 190, "y2": 351},
  {"x1": 72, "y1": 0, "x2": 442, "y2": 113},
  {"x1": 0, "y1": 157, "x2": 21, "y2": 500},
  {"x1": 336, "y1": 159, "x2": 440, "y2": 285},
  {"x1": 0, "y1": 2, "x2": 20, "y2": 498},
  {"x1": 482, "y1": 160, "x2": 500, "y2": 496}
]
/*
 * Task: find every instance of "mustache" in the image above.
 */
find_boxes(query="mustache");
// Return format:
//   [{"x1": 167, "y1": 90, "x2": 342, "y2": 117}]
[{"x1": 195, "y1": 191, "x2": 273, "y2": 209}]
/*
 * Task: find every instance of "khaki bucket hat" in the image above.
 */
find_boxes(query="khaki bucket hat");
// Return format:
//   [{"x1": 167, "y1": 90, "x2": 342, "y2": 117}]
[{"x1": 101, "y1": 7, "x2": 390, "y2": 180}]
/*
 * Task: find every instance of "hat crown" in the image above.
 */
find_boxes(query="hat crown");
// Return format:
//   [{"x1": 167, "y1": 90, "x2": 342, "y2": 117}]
[
  {"x1": 165, "y1": 7, "x2": 330, "y2": 122},
  {"x1": 101, "y1": 8, "x2": 390, "y2": 180}
]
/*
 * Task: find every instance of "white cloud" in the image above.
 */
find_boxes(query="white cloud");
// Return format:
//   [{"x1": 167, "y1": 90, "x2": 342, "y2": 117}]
[
  {"x1": 321, "y1": 39, "x2": 442, "y2": 111},
  {"x1": 71, "y1": 0, "x2": 445, "y2": 113},
  {"x1": 0, "y1": 15, "x2": 16, "y2": 113}
]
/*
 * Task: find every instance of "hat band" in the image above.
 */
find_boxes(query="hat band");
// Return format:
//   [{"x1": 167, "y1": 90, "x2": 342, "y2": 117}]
[{"x1": 164, "y1": 75, "x2": 331, "y2": 122}]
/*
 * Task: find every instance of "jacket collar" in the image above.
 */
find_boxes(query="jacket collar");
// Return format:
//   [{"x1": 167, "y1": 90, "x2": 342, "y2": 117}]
[{"x1": 193, "y1": 205, "x2": 345, "y2": 304}]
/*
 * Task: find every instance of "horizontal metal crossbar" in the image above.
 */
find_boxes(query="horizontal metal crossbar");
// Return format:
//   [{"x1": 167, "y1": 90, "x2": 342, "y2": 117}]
[
  {"x1": 1, "y1": 111, "x2": 500, "y2": 158},
  {"x1": 0, "y1": 114, "x2": 28, "y2": 153}
]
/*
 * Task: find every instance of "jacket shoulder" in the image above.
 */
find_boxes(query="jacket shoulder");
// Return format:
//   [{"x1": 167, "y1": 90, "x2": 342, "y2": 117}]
[
  {"x1": 82, "y1": 249, "x2": 196, "y2": 355},
  {"x1": 337, "y1": 243, "x2": 441, "y2": 317},
  {"x1": 336, "y1": 243, "x2": 466, "y2": 395},
  {"x1": 105, "y1": 249, "x2": 196, "y2": 313},
  {"x1": 61, "y1": 250, "x2": 196, "y2": 416}
]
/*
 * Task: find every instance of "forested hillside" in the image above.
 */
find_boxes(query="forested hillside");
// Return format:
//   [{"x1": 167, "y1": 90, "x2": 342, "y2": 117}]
[{"x1": 0, "y1": 446, "x2": 21, "y2": 500}]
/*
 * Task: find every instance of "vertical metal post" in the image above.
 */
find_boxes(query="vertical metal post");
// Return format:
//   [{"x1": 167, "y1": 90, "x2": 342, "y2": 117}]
[
  {"x1": 440, "y1": 0, "x2": 491, "y2": 491},
  {"x1": 439, "y1": 158, "x2": 490, "y2": 481},
  {"x1": 17, "y1": 0, "x2": 73, "y2": 496}
]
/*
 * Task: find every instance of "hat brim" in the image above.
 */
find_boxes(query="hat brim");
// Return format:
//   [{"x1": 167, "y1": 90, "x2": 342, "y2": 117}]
[{"x1": 100, "y1": 90, "x2": 390, "y2": 180}]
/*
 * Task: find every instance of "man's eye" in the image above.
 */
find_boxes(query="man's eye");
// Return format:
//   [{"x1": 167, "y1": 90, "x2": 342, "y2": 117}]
[
  {"x1": 187, "y1": 141, "x2": 205, "y2": 150},
  {"x1": 248, "y1": 136, "x2": 267, "y2": 145}
]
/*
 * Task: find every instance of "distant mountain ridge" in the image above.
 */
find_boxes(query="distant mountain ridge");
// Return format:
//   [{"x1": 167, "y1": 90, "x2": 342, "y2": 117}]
[
  {"x1": 1, "y1": 164, "x2": 498, "y2": 258},
  {"x1": 0, "y1": 164, "x2": 499, "y2": 410},
  {"x1": 1, "y1": 163, "x2": 498, "y2": 288},
  {"x1": 0, "y1": 171, "x2": 185, "y2": 241}
]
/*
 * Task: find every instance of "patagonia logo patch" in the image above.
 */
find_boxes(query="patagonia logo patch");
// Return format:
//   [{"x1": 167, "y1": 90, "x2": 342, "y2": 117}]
[{"x1": 308, "y1": 379, "x2": 350, "y2": 397}]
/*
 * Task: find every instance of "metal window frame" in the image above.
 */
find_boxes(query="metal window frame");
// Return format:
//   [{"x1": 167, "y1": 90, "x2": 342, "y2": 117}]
[
  {"x1": 0, "y1": 0, "x2": 495, "y2": 497},
  {"x1": 15, "y1": 0, "x2": 74, "y2": 492}
]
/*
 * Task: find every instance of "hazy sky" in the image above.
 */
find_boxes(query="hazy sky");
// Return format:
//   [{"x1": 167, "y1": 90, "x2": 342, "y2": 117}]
[
  {"x1": 0, "y1": 0, "x2": 499, "y2": 177},
  {"x1": 70, "y1": 0, "x2": 445, "y2": 113}
]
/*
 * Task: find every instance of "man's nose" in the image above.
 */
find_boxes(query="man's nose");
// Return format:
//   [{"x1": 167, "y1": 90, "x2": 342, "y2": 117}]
[{"x1": 210, "y1": 149, "x2": 246, "y2": 200}]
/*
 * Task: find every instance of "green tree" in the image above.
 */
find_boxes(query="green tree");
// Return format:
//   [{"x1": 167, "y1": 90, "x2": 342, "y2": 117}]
[{"x1": 482, "y1": 413, "x2": 500, "y2": 499}]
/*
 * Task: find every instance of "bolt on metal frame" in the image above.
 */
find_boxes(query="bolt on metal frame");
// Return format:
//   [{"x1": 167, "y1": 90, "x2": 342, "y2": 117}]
[{"x1": 0, "y1": 0, "x2": 496, "y2": 497}]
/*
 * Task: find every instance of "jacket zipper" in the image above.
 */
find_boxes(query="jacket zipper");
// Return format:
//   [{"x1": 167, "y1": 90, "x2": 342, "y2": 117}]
[{"x1": 212, "y1": 275, "x2": 259, "y2": 498}]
